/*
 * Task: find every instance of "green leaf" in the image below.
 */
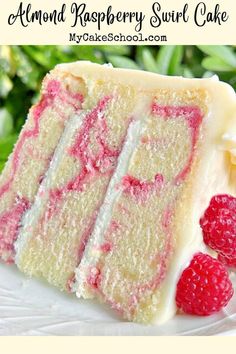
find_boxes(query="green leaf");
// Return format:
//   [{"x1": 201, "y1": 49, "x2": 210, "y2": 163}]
[
  {"x1": 0, "y1": 160, "x2": 6, "y2": 173},
  {"x1": 0, "y1": 72, "x2": 13, "y2": 98},
  {"x1": 202, "y1": 57, "x2": 235, "y2": 72},
  {"x1": 0, "y1": 46, "x2": 16, "y2": 76},
  {"x1": 156, "y1": 46, "x2": 176, "y2": 75},
  {"x1": 0, "y1": 108, "x2": 13, "y2": 138},
  {"x1": 11, "y1": 46, "x2": 42, "y2": 90},
  {"x1": 4, "y1": 77, "x2": 32, "y2": 132},
  {"x1": 202, "y1": 71, "x2": 214, "y2": 78},
  {"x1": 106, "y1": 55, "x2": 139, "y2": 70},
  {"x1": 134, "y1": 46, "x2": 145, "y2": 67},
  {"x1": 168, "y1": 46, "x2": 184, "y2": 75},
  {"x1": 98, "y1": 45, "x2": 131, "y2": 56},
  {"x1": 22, "y1": 46, "x2": 56, "y2": 69},
  {"x1": 197, "y1": 46, "x2": 236, "y2": 68},
  {"x1": 68, "y1": 46, "x2": 103, "y2": 63},
  {"x1": 182, "y1": 67, "x2": 194, "y2": 78},
  {"x1": 141, "y1": 48, "x2": 158, "y2": 73},
  {"x1": 0, "y1": 134, "x2": 17, "y2": 161}
]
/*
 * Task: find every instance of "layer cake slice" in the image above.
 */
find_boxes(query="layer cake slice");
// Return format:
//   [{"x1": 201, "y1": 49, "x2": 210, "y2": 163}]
[{"x1": 7, "y1": 61, "x2": 236, "y2": 323}]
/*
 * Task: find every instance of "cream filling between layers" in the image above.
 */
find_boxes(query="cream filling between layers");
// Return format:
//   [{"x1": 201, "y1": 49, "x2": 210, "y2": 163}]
[{"x1": 15, "y1": 112, "x2": 87, "y2": 266}]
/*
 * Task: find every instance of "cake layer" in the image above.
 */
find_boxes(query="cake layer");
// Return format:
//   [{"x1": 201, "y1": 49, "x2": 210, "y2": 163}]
[
  {"x1": 14, "y1": 62, "x2": 236, "y2": 324},
  {"x1": 0, "y1": 71, "x2": 86, "y2": 262}
]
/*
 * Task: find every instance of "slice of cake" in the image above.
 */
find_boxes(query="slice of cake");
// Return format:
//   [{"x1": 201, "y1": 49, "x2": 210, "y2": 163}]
[
  {"x1": 12, "y1": 62, "x2": 236, "y2": 324},
  {"x1": 0, "y1": 70, "x2": 86, "y2": 263}
]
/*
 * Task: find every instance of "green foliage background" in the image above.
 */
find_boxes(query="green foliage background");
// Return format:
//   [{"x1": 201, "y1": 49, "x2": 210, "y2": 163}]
[{"x1": 0, "y1": 45, "x2": 236, "y2": 172}]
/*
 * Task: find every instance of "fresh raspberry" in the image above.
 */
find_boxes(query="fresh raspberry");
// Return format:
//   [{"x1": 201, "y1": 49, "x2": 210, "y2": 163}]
[
  {"x1": 218, "y1": 253, "x2": 236, "y2": 268},
  {"x1": 176, "y1": 253, "x2": 234, "y2": 316},
  {"x1": 200, "y1": 194, "x2": 236, "y2": 258}
]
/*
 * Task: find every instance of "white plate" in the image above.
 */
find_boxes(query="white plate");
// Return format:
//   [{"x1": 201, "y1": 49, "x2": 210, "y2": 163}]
[{"x1": 0, "y1": 263, "x2": 236, "y2": 336}]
